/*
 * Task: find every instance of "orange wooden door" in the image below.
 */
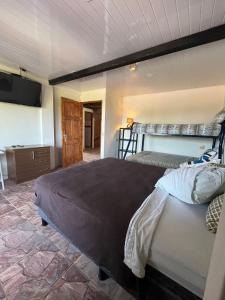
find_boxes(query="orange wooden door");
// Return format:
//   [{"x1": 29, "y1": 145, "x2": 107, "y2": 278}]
[{"x1": 61, "y1": 98, "x2": 83, "y2": 167}]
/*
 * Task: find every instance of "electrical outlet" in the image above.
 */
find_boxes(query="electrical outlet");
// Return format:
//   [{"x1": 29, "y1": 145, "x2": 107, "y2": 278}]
[{"x1": 200, "y1": 145, "x2": 206, "y2": 150}]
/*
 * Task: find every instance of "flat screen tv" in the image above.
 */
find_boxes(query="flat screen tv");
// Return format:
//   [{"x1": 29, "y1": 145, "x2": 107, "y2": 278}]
[{"x1": 0, "y1": 72, "x2": 41, "y2": 107}]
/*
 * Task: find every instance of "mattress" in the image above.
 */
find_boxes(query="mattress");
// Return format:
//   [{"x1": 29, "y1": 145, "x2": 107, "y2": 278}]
[
  {"x1": 149, "y1": 195, "x2": 215, "y2": 298},
  {"x1": 126, "y1": 151, "x2": 196, "y2": 169},
  {"x1": 132, "y1": 123, "x2": 221, "y2": 137}
]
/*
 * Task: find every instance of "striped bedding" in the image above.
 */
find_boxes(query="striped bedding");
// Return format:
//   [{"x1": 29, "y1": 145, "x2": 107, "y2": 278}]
[{"x1": 132, "y1": 123, "x2": 221, "y2": 137}]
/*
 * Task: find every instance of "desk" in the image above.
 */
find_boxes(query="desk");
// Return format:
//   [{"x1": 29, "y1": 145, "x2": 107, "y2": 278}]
[{"x1": 6, "y1": 145, "x2": 50, "y2": 183}]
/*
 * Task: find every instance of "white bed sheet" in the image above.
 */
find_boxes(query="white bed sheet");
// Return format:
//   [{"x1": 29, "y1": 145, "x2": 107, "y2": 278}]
[{"x1": 149, "y1": 195, "x2": 215, "y2": 298}]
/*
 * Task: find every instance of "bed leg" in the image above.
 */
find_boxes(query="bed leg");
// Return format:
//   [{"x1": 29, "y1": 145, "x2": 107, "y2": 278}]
[
  {"x1": 41, "y1": 218, "x2": 48, "y2": 227},
  {"x1": 137, "y1": 278, "x2": 146, "y2": 300},
  {"x1": 98, "y1": 267, "x2": 109, "y2": 281}
]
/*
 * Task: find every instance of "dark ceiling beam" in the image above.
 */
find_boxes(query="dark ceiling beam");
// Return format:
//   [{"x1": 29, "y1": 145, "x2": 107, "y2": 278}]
[{"x1": 49, "y1": 24, "x2": 225, "y2": 85}]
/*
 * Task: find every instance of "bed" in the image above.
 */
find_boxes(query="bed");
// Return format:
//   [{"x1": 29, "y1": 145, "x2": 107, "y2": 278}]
[
  {"x1": 149, "y1": 194, "x2": 214, "y2": 298},
  {"x1": 34, "y1": 157, "x2": 215, "y2": 300},
  {"x1": 126, "y1": 150, "x2": 197, "y2": 169},
  {"x1": 35, "y1": 158, "x2": 165, "y2": 288}
]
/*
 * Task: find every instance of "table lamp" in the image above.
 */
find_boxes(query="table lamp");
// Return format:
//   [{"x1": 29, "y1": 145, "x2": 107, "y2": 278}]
[{"x1": 127, "y1": 118, "x2": 134, "y2": 128}]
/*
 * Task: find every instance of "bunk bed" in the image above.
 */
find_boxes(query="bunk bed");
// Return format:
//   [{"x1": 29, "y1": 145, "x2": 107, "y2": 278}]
[{"x1": 121, "y1": 120, "x2": 225, "y2": 165}]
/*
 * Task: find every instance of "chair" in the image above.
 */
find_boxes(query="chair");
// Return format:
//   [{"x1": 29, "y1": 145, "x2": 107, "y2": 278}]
[{"x1": 0, "y1": 150, "x2": 5, "y2": 190}]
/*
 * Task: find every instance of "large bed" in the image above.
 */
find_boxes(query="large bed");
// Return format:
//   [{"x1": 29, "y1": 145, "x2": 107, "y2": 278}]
[
  {"x1": 34, "y1": 157, "x2": 214, "y2": 300},
  {"x1": 149, "y1": 194, "x2": 214, "y2": 298}
]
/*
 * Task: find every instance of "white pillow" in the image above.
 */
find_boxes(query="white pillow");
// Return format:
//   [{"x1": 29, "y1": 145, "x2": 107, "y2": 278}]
[{"x1": 155, "y1": 166, "x2": 225, "y2": 204}]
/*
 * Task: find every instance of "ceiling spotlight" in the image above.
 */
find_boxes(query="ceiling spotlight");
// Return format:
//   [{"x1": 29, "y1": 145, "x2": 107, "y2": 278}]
[{"x1": 129, "y1": 63, "x2": 137, "y2": 72}]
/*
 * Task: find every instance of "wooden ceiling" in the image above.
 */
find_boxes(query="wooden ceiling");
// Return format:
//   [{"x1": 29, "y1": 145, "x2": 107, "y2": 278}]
[{"x1": 0, "y1": 0, "x2": 225, "y2": 80}]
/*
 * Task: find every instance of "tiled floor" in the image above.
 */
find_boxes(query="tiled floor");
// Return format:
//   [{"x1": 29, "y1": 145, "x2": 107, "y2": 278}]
[
  {"x1": 83, "y1": 148, "x2": 100, "y2": 162},
  {"x1": 0, "y1": 181, "x2": 135, "y2": 300}
]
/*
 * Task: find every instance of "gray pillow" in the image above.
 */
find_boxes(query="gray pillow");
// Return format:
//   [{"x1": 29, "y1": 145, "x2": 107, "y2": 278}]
[{"x1": 156, "y1": 165, "x2": 225, "y2": 204}]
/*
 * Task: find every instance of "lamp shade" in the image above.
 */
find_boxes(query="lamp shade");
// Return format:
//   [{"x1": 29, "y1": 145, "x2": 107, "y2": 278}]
[
  {"x1": 127, "y1": 118, "x2": 134, "y2": 123},
  {"x1": 127, "y1": 118, "x2": 134, "y2": 127}
]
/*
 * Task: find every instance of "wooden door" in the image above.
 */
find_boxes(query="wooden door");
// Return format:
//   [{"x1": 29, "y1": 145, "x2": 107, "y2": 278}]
[{"x1": 62, "y1": 98, "x2": 83, "y2": 167}]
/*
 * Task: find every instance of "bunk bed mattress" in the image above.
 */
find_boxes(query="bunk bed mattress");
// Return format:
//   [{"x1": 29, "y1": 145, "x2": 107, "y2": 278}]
[
  {"x1": 149, "y1": 195, "x2": 215, "y2": 298},
  {"x1": 126, "y1": 151, "x2": 196, "y2": 168},
  {"x1": 132, "y1": 123, "x2": 221, "y2": 136}
]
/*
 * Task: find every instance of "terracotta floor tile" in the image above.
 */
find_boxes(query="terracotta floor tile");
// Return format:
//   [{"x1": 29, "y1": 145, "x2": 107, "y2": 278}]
[
  {"x1": 19, "y1": 250, "x2": 56, "y2": 277},
  {"x1": 3, "y1": 230, "x2": 33, "y2": 249},
  {"x1": 84, "y1": 286, "x2": 110, "y2": 300},
  {"x1": 0, "y1": 203, "x2": 15, "y2": 216},
  {"x1": 42, "y1": 253, "x2": 72, "y2": 285},
  {"x1": 0, "y1": 180, "x2": 135, "y2": 300},
  {"x1": 0, "y1": 248, "x2": 26, "y2": 273},
  {"x1": 35, "y1": 236, "x2": 59, "y2": 252},
  {"x1": 0, "y1": 211, "x2": 24, "y2": 231},
  {"x1": 74, "y1": 254, "x2": 100, "y2": 283},
  {"x1": 45, "y1": 280, "x2": 88, "y2": 300},
  {"x1": 88, "y1": 280, "x2": 119, "y2": 300},
  {"x1": 62, "y1": 264, "x2": 88, "y2": 283},
  {"x1": 0, "y1": 282, "x2": 5, "y2": 299},
  {"x1": 8, "y1": 278, "x2": 51, "y2": 300},
  {"x1": 3, "y1": 271, "x2": 27, "y2": 296},
  {"x1": 61, "y1": 243, "x2": 81, "y2": 262},
  {"x1": 0, "y1": 264, "x2": 23, "y2": 284}
]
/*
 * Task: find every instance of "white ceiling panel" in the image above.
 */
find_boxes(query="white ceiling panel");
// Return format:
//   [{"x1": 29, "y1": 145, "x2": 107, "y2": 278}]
[
  {"x1": 189, "y1": 0, "x2": 202, "y2": 34},
  {"x1": 162, "y1": 0, "x2": 180, "y2": 40},
  {"x1": 212, "y1": 0, "x2": 225, "y2": 26},
  {"x1": 200, "y1": 0, "x2": 215, "y2": 30},
  {"x1": 0, "y1": 0, "x2": 224, "y2": 80}
]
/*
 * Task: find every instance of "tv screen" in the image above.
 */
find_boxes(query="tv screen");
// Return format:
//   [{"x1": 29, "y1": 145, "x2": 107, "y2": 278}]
[
  {"x1": 0, "y1": 73, "x2": 41, "y2": 107},
  {"x1": 0, "y1": 72, "x2": 12, "y2": 91}
]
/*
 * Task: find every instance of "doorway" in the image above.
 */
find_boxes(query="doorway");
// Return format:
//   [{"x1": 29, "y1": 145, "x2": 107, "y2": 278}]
[{"x1": 83, "y1": 101, "x2": 102, "y2": 162}]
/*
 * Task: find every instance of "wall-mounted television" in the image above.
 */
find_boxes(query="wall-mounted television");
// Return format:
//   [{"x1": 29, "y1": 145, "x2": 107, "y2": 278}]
[{"x1": 0, "y1": 72, "x2": 41, "y2": 107}]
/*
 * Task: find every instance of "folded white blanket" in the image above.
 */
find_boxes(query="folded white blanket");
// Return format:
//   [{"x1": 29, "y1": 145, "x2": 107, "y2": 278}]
[{"x1": 124, "y1": 187, "x2": 169, "y2": 278}]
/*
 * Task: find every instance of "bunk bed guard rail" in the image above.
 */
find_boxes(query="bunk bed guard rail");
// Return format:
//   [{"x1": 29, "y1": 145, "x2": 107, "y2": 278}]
[{"x1": 127, "y1": 121, "x2": 225, "y2": 160}]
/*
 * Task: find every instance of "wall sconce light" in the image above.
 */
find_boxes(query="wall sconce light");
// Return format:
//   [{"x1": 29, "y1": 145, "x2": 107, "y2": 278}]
[
  {"x1": 129, "y1": 63, "x2": 137, "y2": 72},
  {"x1": 127, "y1": 117, "x2": 134, "y2": 128}
]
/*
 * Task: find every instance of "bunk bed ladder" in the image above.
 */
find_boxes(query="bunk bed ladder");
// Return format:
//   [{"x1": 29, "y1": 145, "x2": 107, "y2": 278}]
[{"x1": 118, "y1": 124, "x2": 138, "y2": 160}]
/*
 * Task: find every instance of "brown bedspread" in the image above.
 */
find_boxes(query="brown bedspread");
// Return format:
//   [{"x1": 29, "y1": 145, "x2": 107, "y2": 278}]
[{"x1": 34, "y1": 158, "x2": 165, "y2": 287}]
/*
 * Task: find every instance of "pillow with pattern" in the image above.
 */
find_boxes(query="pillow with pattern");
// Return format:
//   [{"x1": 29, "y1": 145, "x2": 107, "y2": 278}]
[{"x1": 206, "y1": 194, "x2": 224, "y2": 233}]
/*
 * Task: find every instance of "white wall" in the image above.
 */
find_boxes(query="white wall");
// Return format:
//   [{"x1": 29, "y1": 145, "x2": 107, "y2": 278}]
[
  {"x1": 122, "y1": 85, "x2": 225, "y2": 157},
  {"x1": 80, "y1": 87, "x2": 106, "y2": 158},
  {"x1": 53, "y1": 85, "x2": 80, "y2": 167},
  {"x1": 104, "y1": 71, "x2": 123, "y2": 157},
  {"x1": 41, "y1": 85, "x2": 55, "y2": 169},
  {"x1": 0, "y1": 64, "x2": 55, "y2": 178},
  {"x1": 0, "y1": 102, "x2": 42, "y2": 177}
]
